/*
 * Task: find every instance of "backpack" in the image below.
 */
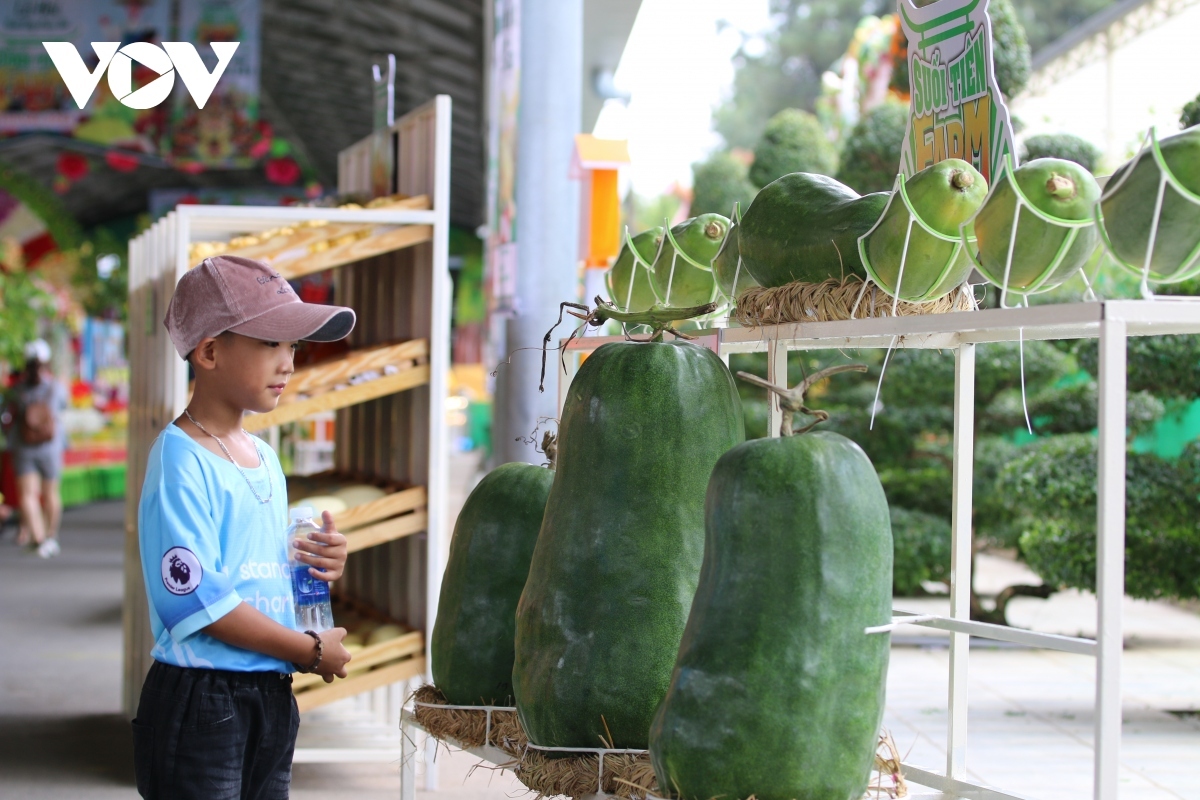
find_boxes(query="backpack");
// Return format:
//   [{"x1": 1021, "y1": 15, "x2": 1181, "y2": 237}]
[{"x1": 19, "y1": 400, "x2": 55, "y2": 445}]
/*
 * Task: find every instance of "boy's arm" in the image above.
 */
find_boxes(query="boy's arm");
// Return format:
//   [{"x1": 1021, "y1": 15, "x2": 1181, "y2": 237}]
[{"x1": 204, "y1": 605, "x2": 352, "y2": 683}]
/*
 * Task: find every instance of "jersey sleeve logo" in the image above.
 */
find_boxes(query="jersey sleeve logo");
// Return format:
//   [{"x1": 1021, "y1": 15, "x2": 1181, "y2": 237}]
[{"x1": 161, "y1": 547, "x2": 202, "y2": 595}]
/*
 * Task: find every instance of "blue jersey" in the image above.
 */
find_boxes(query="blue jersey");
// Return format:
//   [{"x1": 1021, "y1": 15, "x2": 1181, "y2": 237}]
[{"x1": 138, "y1": 423, "x2": 295, "y2": 672}]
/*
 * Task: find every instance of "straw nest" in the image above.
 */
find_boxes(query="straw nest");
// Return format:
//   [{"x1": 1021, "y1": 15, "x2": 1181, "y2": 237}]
[
  {"x1": 733, "y1": 276, "x2": 974, "y2": 327},
  {"x1": 410, "y1": 685, "x2": 518, "y2": 749}
]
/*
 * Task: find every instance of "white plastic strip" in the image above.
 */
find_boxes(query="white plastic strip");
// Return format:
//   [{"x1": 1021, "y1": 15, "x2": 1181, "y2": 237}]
[{"x1": 886, "y1": 610, "x2": 1097, "y2": 656}]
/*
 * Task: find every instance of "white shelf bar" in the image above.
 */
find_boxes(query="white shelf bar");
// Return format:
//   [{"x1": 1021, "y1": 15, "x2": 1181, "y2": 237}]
[
  {"x1": 889, "y1": 610, "x2": 1098, "y2": 656},
  {"x1": 947, "y1": 342, "x2": 975, "y2": 780},
  {"x1": 899, "y1": 763, "x2": 1037, "y2": 800}
]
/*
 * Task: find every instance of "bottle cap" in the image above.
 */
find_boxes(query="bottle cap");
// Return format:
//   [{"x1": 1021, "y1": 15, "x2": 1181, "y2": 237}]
[{"x1": 290, "y1": 506, "x2": 315, "y2": 521}]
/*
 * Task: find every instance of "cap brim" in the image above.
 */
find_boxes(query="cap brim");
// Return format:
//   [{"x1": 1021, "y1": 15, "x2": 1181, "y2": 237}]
[{"x1": 228, "y1": 302, "x2": 356, "y2": 344}]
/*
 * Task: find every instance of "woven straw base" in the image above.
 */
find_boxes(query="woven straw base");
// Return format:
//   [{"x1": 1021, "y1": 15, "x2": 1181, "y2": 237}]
[
  {"x1": 410, "y1": 685, "x2": 518, "y2": 749},
  {"x1": 734, "y1": 276, "x2": 974, "y2": 327}
]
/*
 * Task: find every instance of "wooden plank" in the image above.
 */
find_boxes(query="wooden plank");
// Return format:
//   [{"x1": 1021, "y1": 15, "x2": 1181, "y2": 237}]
[
  {"x1": 276, "y1": 225, "x2": 433, "y2": 280},
  {"x1": 292, "y1": 630, "x2": 423, "y2": 692},
  {"x1": 286, "y1": 339, "x2": 429, "y2": 398},
  {"x1": 294, "y1": 657, "x2": 426, "y2": 713},
  {"x1": 243, "y1": 363, "x2": 430, "y2": 432},
  {"x1": 345, "y1": 510, "x2": 427, "y2": 554},
  {"x1": 334, "y1": 486, "x2": 427, "y2": 532}
]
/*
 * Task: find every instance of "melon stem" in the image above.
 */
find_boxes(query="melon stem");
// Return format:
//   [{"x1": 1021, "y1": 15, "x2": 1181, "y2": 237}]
[
  {"x1": 737, "y1": 364, "x2": 867, "y2": 436},
  {"x1": 951, "y1": 170, "x2": 975, "y2": 191},
  {"x1": 1045, "y1": 174, "x2": 1077, "y2": 200}
]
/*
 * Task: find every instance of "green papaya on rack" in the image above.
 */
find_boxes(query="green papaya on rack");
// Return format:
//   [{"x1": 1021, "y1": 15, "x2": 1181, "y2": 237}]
[
  {"x1": 431, "y1": 460, "x2": 555, "y2": 705},
  {"x1": 739, "y1": 173, "x2": 890, "y2": 287},
  {"x1": 513, "y1": 339, "x2": 745, "y2": 750},
  {"x1": 1100, "y1": 125, "x2": 1200, "y2": 282},
  {"x1": 974, "y1": 157, "x2": 1101, "y2": 293},
  {"x1": 606, "y1": 227, "x2": 664, "y2": 312},
  {"x1": 650, "y1": 214, "x2": 728, "y2": 308},
  {"x1": 650, "y1": 367, "x2": 892, "y2": 800},
  {"x1": 711, "y1": 202, "x2": 759, "y2": 302},
  {"x1": 861, "y1": 158, "x2": 986, "y2": 302}
]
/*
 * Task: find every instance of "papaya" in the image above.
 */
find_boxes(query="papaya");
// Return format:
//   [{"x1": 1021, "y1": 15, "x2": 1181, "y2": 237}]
[
  {"x1": 606, "y1": 227, "x2": 663, "y2": 312},
  {"x1": 650, "y1": 214, "x2": 728, "y2": 307},
  {"x1": 862, "y1": 158, "x2": 987, "y2": 301},
  {"x1": 1100, "y1": 125, "x2": 1200, "y2": 282},
  {"x1": 431, "y1": 461, "x2": 554, "y2": 705},
  {"x1": 513, "y1": 341, "x2": 745, "y2": 749},
  {"x1": 740, "y1": 173, "x2": 890, "y2": 287},
  {"x1": 711, "y1": 202, "x2": 760, "y2": 301},
  {"x1": 974, "y1": 158, "x2": 1101, "y2": 293},
  {"x1": 650, "y1": 368, "x2": 892, "y2": 800}
]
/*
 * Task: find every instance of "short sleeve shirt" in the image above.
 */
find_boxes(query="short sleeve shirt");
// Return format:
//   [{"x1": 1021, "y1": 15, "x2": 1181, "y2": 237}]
[{"x1": 138, "y1": 423, "x2": 295, "y2": 672}]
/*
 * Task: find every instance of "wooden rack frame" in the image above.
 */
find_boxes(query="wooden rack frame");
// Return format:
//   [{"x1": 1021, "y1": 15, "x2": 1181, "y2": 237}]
[{"x1": 124, "y1": 97, "x2": 452, "y2": 766}]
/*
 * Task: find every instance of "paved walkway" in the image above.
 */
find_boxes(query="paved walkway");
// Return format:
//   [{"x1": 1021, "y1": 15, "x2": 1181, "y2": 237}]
[{"x1": 2, "y1": 501, "x2": 1197, "y2": 800}]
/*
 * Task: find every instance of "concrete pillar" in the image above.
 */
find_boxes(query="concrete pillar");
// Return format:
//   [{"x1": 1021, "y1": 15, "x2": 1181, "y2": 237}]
[{"x1": 493, "y1": 0, "x2": 583, "y2": 465}]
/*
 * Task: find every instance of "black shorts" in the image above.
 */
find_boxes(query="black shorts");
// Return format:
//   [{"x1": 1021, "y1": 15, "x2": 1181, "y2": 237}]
[{"x1": 132, "y1": 661, "x2": 300, "y2": 800}]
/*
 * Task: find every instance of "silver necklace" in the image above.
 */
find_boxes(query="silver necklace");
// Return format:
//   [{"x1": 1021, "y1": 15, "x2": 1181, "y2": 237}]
[{"x1": 183, "y1": 408, "x2": 274, "y2": 504}]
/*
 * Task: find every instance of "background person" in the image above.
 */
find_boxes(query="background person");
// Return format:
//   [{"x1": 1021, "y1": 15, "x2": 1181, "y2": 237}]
[{"x1": 3, "y1": 339, "x2": 67, "y2": 557}]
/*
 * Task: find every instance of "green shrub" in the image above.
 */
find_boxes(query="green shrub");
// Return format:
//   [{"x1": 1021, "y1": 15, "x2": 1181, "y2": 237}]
[
  {"x1": 836, "y1": 101, "x2": 908, "y2": 194},
  {"x1": 1182, "y1": 92, "x2": 1200, "y2": 130},
  {"x1": 890, "y1": 507, "x2": 952, "y2": 596},
  {"x1": 1020, "y1": 134, "x2": 1102, "y2": 173},
  {"x1": 990, "y1": 0, "x2": 1031, "y2": 99},
  {"x1": 690, "y1": 151, "x2": 757, "y2": 218},
  {"x1": 749, "y1": 109, "x2": 838, "y2": 188},
  {"x1": 1075, "y1": 335, "x2": 1200, "y2": 399}
]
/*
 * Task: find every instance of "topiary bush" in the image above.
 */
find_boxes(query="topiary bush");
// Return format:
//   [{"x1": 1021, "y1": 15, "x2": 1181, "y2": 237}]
[
  {"x1": 690, "y1": 151, "x2": 757, "y2": 218},
  {"x1": 749, "y1": 108, "x2": 839, "y2": 188},
  {"x1": 836, "y1": 101, "x2": 908, "y2": 194},
  {"x1": 1020, "y1": 134, "x2": 1102, "y2": 173},
  {"x1": 990, "y1": 0, "x2": 1031, "y2": 99},
  {"x1": 1182, "y1": 92, "x2": 1200, "y2": 130},
  {"x1": 890, "y1": 507, "x2": 952, "y2": 596}
]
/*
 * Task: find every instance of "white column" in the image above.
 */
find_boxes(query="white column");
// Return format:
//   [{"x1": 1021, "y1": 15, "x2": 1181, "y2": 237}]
[
  {"x1": 1094, "y1": 315, "x2": 1126, "y2": 800},
  {"x1": 947, "y1": 342, "x2": 975, "y2": 778},
  {"x1": 494, "y1": 0, "x2": 583, "y2": 465},
  {"x1": 766, "y1": 340, "x2": 787, "y2": 437}
]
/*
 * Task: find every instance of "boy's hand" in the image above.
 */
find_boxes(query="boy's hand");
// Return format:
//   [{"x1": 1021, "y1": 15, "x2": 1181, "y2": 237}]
[
  {"x1": 293, "y1": 510, "x2": 348, "y2": 582},
  {"x1": 316, "y1": 627, "x2": 352, "y2": 683}
]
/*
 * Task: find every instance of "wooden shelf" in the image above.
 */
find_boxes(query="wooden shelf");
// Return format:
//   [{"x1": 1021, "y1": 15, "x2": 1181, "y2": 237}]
[
  {"x1": 296, "y1": 655, "x2": 426, "y2": 713},
  {"x1": 189, "y1": 195, "x2": 433, "y2": 280},
  {"x1": 243, "y1": 339, "x2": 429, "y2": 433}
]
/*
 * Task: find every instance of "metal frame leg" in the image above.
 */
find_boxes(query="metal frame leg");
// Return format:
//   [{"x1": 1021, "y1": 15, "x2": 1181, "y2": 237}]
[
  {"x1": 766, "y1": 339, "x2": 787, "y2": 438},
  {"x1": 947, "y1": 342, "x2": 975, "y2": 779},
  {"x1": 401, "y1": 715, "x2": 416, "y2": 800},
  {"x1": 1095, "y1": 317, "x2": 1126, "y2": 800}
]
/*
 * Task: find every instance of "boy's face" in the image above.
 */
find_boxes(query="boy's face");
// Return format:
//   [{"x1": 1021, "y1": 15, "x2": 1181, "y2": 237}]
[{"x1": 194, "y1": 332, "x2": 297, "y2": 413}]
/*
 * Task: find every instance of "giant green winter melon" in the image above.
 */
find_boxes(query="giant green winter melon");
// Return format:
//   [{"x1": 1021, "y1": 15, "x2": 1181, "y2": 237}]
[
  {"x1": 431, "y1": 461, "x2": 554, "y2": 705},
  {"x1": 862, "y1": 158, "x2": 987, "y2": 302},
  {"x1": 974, "y1": 158, "x2": 1101, "y2": 293},
  {"x1": 650, "y1": 214, "x2": 728, "y2": 308},
  {"x1": 1100, "y1": 125, "x2": 1200, "y2": 282},
  {"x1": 513, "y1": 340, "x2": 745, "y2": 749},
  {"x1": 740, "y1": 173, "x2": 890, "y2": 287},
  {"x1": 650, "y1": 372, "x2": 892, "y2": 800}
]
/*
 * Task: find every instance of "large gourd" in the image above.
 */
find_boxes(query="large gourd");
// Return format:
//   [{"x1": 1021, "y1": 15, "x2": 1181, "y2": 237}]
[
  {"x1": 740, "y1": 173, "x2": 890, "y2": 287},
  {"x1": 650, "y1": 214, "x2": 728, "y2": 308},
  {"x1": 650, "y1": 367, "x2": 892, "y2": 800},
  {"x1": 513, "y1": 340, "x2": 745, "y2": 749},
  {"x1": 431, "y1": 461, "x2": 554, "y2": 705},
  {"x1": 974, "y1": 158, "x2": 1101, "y2": 293},
  {"x1": 861, "y1": 158, "x2": 986, "y2": 302},
  {"x1": 1100, "y1": 125, "x2": 1200, "y2": 282},
  {"x1": 606, "y1": 227, "x2": 663, "y2": 312}
]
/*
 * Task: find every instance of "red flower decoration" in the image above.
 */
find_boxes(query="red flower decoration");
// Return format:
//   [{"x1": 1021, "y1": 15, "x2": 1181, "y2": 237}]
[
  {"x1": 249, "y1": 138, "x2": 272, "y2": 159},
  {"x1": 105, "y1": 150, "x2": 140, "y2": 172},
  {"x1": 265, "y1": 156, "x2": 301, "y2": 185},
  {"x1": 56, "y1": 152, "x2": 89, "y2": 181}
]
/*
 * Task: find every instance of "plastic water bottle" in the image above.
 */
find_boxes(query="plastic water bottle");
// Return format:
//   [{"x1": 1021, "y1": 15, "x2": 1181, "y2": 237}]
[{"x1": 287, "y1": 507, "x2": 334, "y2": 632}]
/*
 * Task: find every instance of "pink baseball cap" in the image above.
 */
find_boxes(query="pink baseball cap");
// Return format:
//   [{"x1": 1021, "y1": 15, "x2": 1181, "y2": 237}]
[{"x1": 165, "y1": 255, "x2": 356, "y2": 359}]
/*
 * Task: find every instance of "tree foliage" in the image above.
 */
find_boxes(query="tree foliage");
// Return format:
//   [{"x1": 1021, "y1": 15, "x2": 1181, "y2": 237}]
[
  {"x1": 0, "y1": 268, "x2": 55, "y2": 368},
  {"x1": 749, "y1": 109, "x2": 838, "y2": 188},
  {"x1": 1182, "y1": 92, "x2": 1200, "y2": 130},
  {"x1": 690, "y1": 152, "x2": 757, "y2": 218},
  {"x1": 1021, "y1": 134, "x2": 1102, "y2": 173},
  {"x1": 988, "y1": 0, "x2": 1032, "y2": 99},
  {"x1": 835, "y1": 101, "x2": 908, "y2": 194}
]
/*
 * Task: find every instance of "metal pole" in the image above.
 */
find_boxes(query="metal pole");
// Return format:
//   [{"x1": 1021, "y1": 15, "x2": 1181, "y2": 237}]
[
  {"x1": 494, "y1": 0, "x2": 583, "y2": 465},
  {"x1": 947, "y1": 341, "x2": 975, "y2": 778},
  {"x1": 1094, "y1": 314, "x2": 1126, "y2": 800},
  {"x1": 766, "y1": 339, "x2": 787, "y2": 437}
]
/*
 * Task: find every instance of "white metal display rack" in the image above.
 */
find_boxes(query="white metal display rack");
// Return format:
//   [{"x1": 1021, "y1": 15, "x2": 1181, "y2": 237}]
[
  {"x1": 125, "y1": 97, "x2": 452, "y2": 769},
  {"x1": 545, "y1": 298, "x2": 1198, "y2": 800}
]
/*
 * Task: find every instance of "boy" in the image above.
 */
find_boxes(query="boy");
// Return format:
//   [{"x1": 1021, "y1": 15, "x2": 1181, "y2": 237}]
[{"x1": 133, "y1": 255, "x2": 356, "y2": 799}]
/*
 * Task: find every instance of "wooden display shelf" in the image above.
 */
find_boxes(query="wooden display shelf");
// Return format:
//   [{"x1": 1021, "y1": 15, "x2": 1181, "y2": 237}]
[
  {"x1": 189, "y1": 195, "x2": 432, "y2": 280},
  {"x1": 243, "y1": 339, "x2": 429, "y2": 433},
  {"x1": 293, "y1": 629, "x2": 424, "y2": 695},
  {"x1": 288, "y1": 474, "x2": 429, "y2": 553}
]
